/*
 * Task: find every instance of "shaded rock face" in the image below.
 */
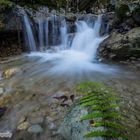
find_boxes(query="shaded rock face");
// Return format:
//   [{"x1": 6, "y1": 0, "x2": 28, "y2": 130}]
[
  {"x1": 58, "y1": 105, "x2": 104, "y2": 140},
  {"x1": 132, "y1": 6, "x2": 140, "y2": 26},
  {"x1": 99, "y1": 27, "x2": 140, "y2": 61},
  {"x1": 0, "y1": 5, "x2": 24, "y2": 58}
]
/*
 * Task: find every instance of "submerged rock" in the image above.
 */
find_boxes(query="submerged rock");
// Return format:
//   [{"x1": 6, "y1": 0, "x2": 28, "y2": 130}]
[
  {"x1": 0, "y1": 107, "x2": 7, "y2": 118},
  {"x1": 17, "y1": 121, "x2": 30, "y2": 130},
  {"x1": 3, "y1": 67, "x2": 21, "y2": 79},
  {"x1": 58, "y1": 105, "x2": 104, "y2": 140},
  {"x1": 0, "y1": 87, "x2": 4, "y2": 95},
  {"x1": 28, "y1": 124, "x2": 43, "y2": 133}
]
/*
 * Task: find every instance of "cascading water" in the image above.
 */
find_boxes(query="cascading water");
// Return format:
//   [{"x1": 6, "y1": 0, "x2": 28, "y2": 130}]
[
  {"x1": 24, "y1": 15, "x2": 116, "y2": 76},
  {"x1": 38, "y1": 19, "x2": 44, "y2": 49},
  {"x1": 45, "y1": 19, "x2": 49, "y2": 49},
  {"x1": 60, "y1": 19, "x2": 68, "y2": 50},
  {"x1": 23, "y1": 15, "x2": 36, "y2": 51}
]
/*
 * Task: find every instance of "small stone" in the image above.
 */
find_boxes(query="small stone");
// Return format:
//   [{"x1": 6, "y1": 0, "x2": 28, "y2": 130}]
[
  {"x1": 17, "y1": 121, "x2": 30, "y2": 130},
  {"x1": 0, "y1": 87, "x2": 4, "y2": 95},
  {"x1": 0, "y1": 71, "x2": 3, "y2": 80},
  {"x1": 48, "y1": 122, "x2": 57, "y2": 130},
  {"x1": 18, "y1": 116, "x2": 26, "y2": 124},
  {"x1": 28, "y1": 124, "x2": 43, "y2": 133},
  {"x1": 3, "y1": 68, "x2": 21, "y2": 79}
]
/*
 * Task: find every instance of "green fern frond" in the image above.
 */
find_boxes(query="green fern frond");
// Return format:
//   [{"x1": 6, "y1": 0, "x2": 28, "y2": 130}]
[
  {"x1": 80, "y1": 96, "x2": 119, "y2": 104},
  {"x1": 91, "y1": 121, "x2": 125, "y2": 130},
  {"x1": 81, "y1": 112, "x2": 121, "y2": 120},
  {"x1": 77, "y1": 82, "x2": 127, "y2": 139},
  {"x1": 84, "y1": 130, "x2": 127, "y2": 139},
  {"x1": 81, "y1": 97, "x2": 120, "y2": 107},
  {"x1": 92, "y1": 104, "x2": 120, "y2": 111}
]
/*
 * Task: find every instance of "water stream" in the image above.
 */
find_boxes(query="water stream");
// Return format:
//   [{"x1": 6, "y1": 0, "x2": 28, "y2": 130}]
[{"x1": 0, "y1": 13, "x2": 140, "y2": 139}]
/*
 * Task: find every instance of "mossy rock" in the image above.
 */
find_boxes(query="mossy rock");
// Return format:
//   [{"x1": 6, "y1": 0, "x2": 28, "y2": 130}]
[
  {"x1": 0, "y1": 0, "x2": 13, "y2": 7},
  {"x1": 132, "y1": 6, "x2": 140, "y2": 25},
  {"x1": 115, "y1": 3, "x2": 130, "y2": 20}
]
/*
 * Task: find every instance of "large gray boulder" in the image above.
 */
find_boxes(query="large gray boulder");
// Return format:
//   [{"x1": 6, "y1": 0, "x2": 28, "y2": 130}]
[
  {"x1": 58, "y1": 104, "x2": 104, "y2": 140},
  {"x1": 99, "y1": 27, "x2": 140, "y2": 61}
]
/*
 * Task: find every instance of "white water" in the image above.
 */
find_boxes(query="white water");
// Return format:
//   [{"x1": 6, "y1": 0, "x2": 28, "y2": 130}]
[
  {"x1": 25, "y1": 16, "x2": 118, "y2": 76},
  {"x1": 60, "y1": 19, "x2": 68, "y2": 50},
  {"x1": 23, "y1": 15, "x2": 36, "y2": 51}
]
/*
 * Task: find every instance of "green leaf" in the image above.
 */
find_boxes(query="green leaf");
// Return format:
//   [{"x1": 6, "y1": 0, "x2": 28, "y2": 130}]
[
  {"x1": 85, "y1": 130, "x2": 127, "y2": 139},
  {"x1": 81, "y1": 112, "x2": 121, "y2": 120},
  {"x1": 91, "y1": 121, "x2": 125, "y2": 130}
]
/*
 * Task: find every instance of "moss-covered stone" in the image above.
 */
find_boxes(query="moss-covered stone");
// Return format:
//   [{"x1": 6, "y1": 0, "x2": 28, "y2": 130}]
[{"x1": 115, "y1": 3, "x2": 130, "y2": 20}]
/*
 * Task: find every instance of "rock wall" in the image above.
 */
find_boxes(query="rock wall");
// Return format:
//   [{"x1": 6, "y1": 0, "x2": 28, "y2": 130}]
[
  {"x1": 0, "y1": 4, "x2": 24, "y2": 58},
  {"x1": 98, "y1": 0, "x2": 140, "y2": 62}
]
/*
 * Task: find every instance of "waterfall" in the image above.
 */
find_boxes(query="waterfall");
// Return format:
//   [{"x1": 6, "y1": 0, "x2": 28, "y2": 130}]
[
  {"x1": 23, "y1": 14, "x2": 107, "y2": 57},
  {"x1": 60, "y1": 19, "x2": 68, "y2": 50},
  {"x1": 71, "y1": 16, "x2": 106, "y2": 60},
  {"x1": 38, "y1": 19, "x2": 44, "y2": 50},
  {"x1": 23, "y1": 15, "x2": 36, "y2": 51},
  {"x1": 51, "y1": 14, "x2": 58, "y2": 46},
  {"x1": 45, "y1": 19, "x2": 49, "y2": 49},
  {"x1": 25, "y1": 14, "x2": 112, "y2": 75}
]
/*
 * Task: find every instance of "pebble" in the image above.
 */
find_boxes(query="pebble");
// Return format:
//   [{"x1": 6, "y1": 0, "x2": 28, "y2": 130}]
[
  {"x1": 48, "y1": 122, "x2": 56, "y2": 130},
  {"x1": 3, "y1": 68, "x2": 20, "y2": 79},
  {"x1": 27, "y1": 124, "x2": 43, "y2": 133},
  {"x1": 0, "y1": 87, "x2": 4, "y2": 95},
  {"x1": 17, "y1": 121, "x2": 30, "y2": 130}
]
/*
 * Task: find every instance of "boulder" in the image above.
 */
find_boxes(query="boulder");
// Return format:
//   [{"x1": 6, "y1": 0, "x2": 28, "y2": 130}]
[
  {"x1": 99, "y1": 27, "x2": 140, "y2": 60},
  {"x1": 28, "y1": 124, "x2": 43, "y2": 133},
  {"x1": 58, "y1": 104, "x2": 104, "y2": 140}
]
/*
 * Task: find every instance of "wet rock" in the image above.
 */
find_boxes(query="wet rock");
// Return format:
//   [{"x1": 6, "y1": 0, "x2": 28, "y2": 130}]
[
  {"x1": 28, "y1": 124, "x2": 43, "y2": 133},
  {"x1": 18, "y1": 116, "x2": 26, "y2": 124},
  {"x1": 3, "y1": 67, "x2": 21, "y2": 79},
  {"x1": 28, "y1": 117, "x2": 44, "y2": 124},
  {"x1": 0, "y1": 87, "x2": 4, "y2": 95},
  {"x1": 58, "y1": 105, "x2": 104, "y2": 140},
  {"x1": 0, "y1": 107, "x2": 7, "y2": 118},
  {"x1": 99, "y1": 27, "x2": 140, "y2": 61},
  {"x1": 17, "y1": 121, "x2": 30, "y2": 130},
  {"x1": 0, "y1": 70, "x2": 3, "y2": 80},
  {"x1": 0, "y1": 94, "x2": 12, "y2": 106},
  {"x1": 48, "y1": 122, "x2": 57, "y2": 130},
  {"x1": 12, "y1": 130, "x2": 34, "y2": 140}
]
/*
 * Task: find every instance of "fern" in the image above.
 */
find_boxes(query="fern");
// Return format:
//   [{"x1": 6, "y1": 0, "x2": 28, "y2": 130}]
[
  {"x1": 91, "y1": 121, "x2": 125, "y2": 130},
  {"x1": 81, "y1": 112, "x2": 122, "y2": 120},
  {"x1": 77, "y1": 82, "x2": 127, "y2": 139},
  {"x1": 85, "y1": 130, "x2": 127, "y2": 139}
]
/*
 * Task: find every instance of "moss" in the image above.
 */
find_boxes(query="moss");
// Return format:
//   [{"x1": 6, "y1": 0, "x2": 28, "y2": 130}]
[
  {"x1": 0, "y1": 0, "x2": 12, "y2": 6},
  {"x1": 116, "y1": 3, "x2": 130, "y2": 19}
]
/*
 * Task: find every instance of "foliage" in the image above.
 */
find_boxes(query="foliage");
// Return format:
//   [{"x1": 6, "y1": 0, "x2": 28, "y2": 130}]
[
  {"x1": 77, "y1": 82, "x2": 127, "y2": 139},
  {"x1": 0, "y1": 0, "x2": 12, "y2": 6},
  {"x1": 56, "y1": 0, "x2": 67, "y2": 9}
]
